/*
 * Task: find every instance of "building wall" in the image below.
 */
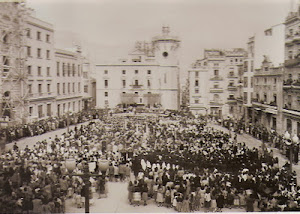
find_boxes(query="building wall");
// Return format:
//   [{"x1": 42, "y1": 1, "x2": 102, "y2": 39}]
[
  {"x1": 55, "y1": 49, "x2": 83, "y2": 117},
  {"x1": 253, "y1": 24, "x2": 285, "y2": 70},
  {"x1": 25, "y1": 15, "x2": 56, "y2": 122},
  {"x1": 188, "y1": 68, "x2": 209, "y2": 115},
  {"x1": 252, "y1": 61, "x2": 284, "y2": 133},
  {"x1": 189, "y1": 49, "x2": 246, "y2": 118},
  {"x1": 283, "y1": 8, "x2": 300, "y2": 137},
  {"x1": 243, "y1": 24, "x2": 285, "y2": 125},
  {"x1": 95, "y1": 27, "x2": 180, "y2": 110},
  {"x1": 242, "y1": 37, "x2": 255, "y2": 123},
  {"x1": 0, "y1": 4, "x2": 92, "y2": 125},
  {"x1": 96, "y1": 64, "x2": 161, "y2": 108},
  {"x1": 82, "y1": 61, "x2": 95, "y2": 109}
]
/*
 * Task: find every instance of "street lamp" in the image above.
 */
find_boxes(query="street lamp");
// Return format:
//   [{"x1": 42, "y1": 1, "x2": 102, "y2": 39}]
[
  {"x1": 284, "y1": 131, "x2": 292, "y2": 171},
  {"x1": 292, "y1": 134, "x2": 299, "y2": 144},
  {"x1": 65, "y1": 158, "x2": 110, "y2": 213},
  {"x1": 64, "y1": 110, "x2": 73, "y2": 133},
  {"x1": 292, "y1": 134, "x2": 299, "y2": 164}
]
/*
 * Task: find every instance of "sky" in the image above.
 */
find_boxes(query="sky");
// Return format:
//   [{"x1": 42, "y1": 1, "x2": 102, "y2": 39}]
[{"x1": 26, "y1": 0, "x2": 292, "y2": 78}]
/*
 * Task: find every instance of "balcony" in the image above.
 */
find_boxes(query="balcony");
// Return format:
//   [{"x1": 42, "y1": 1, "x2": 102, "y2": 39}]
[
  {"x1": 286, "y1": 12, "x2": 298, "y2": 23},
  {"x1": 286, "y1": 32, "x2": 300, "y2": 45},
  {"x1": 227, "y1": 85, "x2": 237, "y2": 91},
  {"x1": 210, "y1": 88, "x2": 223, "y2": 93},
  {"x1": 283, "y1": 79, "x2": 293, "y2": 86},
  {"x1": 285, "y1": 34, "x2": 293, "y2": 46},
  {"x1": 209, "y1": 100, "x2": 223, "y2": 106},
  {"x1": 283, "y1": 79, "x2": 300, "y2": 90},
  {"x1": 27, "y1": 92, "x2": 56, "y2": 101},
  {"x1": 227, "y1": 97, "x2": 236, "y2": 103},
  {"x1": 130, "y1": 84, "x2": 143, "y2": 89},
  {"x1": 252, "y1": 100, "x2": 278, "y2": 109},
  {"x1": 269, "y1": 101, "x2": 277, "y2": 107},
  {"x1": 293, "y1": 33, "x2": 300, "y2": 42},
  {"x1": 283, "y1": 106, "x2": 300, "y2": 117},
  {"x1": 227, "y1": 74, "x2": 238, "y2": 78},
  {"x1": 236, "y1": 97, "x2": 244, "y2": 102},
  {"x1": 210, "y1": 76, "x2": 223, "y2": 81},
  {"x1": 284, "y1": 58, "x2": 300, "y2": 67}
]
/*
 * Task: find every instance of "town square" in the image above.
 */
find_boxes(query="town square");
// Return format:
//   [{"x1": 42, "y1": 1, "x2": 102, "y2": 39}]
[{"x1": 1, "y1": 0, "x2": 300, "y2": 213}]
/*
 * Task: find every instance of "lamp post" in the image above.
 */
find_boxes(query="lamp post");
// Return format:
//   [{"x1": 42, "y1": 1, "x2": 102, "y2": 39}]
[
  {"x1": 292, "y1": 134, "x2": 299, "y2": 165},
  {"x1": 65, "y1": 110, "x2": 73, "y2": 133},
  {"x1": 284, "y1": 131, "x2": 292, "y2": 172},
  {"x1": 65, "y1": 158, "x2": 109, "y2": 213}
]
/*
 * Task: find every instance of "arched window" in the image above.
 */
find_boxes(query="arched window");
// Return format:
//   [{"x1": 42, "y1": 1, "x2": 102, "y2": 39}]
[{"x1": 213, "y1": 94, "x2": 219, "y2": 101}]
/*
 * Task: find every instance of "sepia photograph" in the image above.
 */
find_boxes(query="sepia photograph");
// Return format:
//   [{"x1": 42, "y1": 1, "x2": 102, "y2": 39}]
[{"x1": 0, "y1": 0, "x2": 300, "y2": 213}]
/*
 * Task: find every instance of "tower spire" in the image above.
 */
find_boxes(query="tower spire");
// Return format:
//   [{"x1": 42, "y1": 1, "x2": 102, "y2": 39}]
[{"x1": 162, "y1": 25, "x2": 170, "y2": 36}]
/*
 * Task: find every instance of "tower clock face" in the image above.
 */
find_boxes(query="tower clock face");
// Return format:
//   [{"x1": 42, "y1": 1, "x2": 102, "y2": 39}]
[{"x1": 162, "y1": 52, "x2": 168, "y2": 57}]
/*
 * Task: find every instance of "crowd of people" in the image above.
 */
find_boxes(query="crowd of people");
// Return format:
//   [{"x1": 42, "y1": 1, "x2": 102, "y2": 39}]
[
  {"x1": 127, "y1": 117, "x2": 300, "y2": 212},
  {"x1": 1, "y1": 108, "x2": 102, "y2": 144},
  {"x1": 1, "y1": 111, "x2": 300, "y2": 212},
  {"x1": 0, "y1": 113, "x2": 150, "y2": 213},
  {"x1": 222, "y1": 118, "x2": 300, "y2": 164}
]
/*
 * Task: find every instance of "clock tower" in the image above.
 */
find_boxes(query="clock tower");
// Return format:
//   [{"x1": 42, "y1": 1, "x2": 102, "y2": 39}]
[
  {"x1": 152, "y1": 26, "x2": 181, "y2": 110},
  {"x1": 152, "y1": 26, "x2": 180, "y2": 66}
]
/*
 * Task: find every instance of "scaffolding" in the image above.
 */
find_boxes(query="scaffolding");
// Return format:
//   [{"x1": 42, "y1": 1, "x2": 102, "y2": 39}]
[{"x1": 0, "y1": 2, "x2": 29, "y2": 125}]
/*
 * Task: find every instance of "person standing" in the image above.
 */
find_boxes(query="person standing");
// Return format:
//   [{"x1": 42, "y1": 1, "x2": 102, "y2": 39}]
[
  {"x1": 246, "y1": 194, "x2": 255, "y2": 212},
  {"x1": 142, "y1": 184, "x2": 148, "y2": 206},
  {"x1": 108, "y1": 164, "x2": 114, "y2": 182},
  {"x1": 156, "y1": 185, "x2": 164, "y2": 206},
  {"x1": 164, "y1": 186, "x2": 172, "y2": 208},
  {"x1": 204, "y1": 189, "x2": 211, "y2": 212},
  {"x1": 216, "y1": 193, "x2": 225, "y2": 211}
]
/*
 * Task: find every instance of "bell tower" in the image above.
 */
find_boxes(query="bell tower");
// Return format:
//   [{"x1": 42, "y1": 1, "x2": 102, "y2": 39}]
[
  {"x1": 152, "y1": 26, "x2": 181, "y2": 110},
  {"x1": 152, "y1": 26, "x2": 180, "y2": 66}
]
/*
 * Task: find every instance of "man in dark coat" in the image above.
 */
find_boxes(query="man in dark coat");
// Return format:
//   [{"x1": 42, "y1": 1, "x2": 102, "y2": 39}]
[{"x1": 216, "y1": 193, "x2": 225, "y2": 210}]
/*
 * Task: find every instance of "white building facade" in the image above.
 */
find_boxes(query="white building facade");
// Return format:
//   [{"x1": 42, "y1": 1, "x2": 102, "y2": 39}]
[
  {"x1": 244, "y1": 24, "x2": 285, "y2": 126},
  {"x1": 25, "y1": 13, "x2": 56, "y2": 122},
  {"x1": 189, "y1": 49, "x2": 246, "y2": 119},
  {"x1": 283, "y1": 7, "x2": 300, "y2": 137},
  {"x1": 55, "y1": 48, "x2": 84, "y2": 117},
  {"x1": 95, "y1": 27, "x2": 180, "y2": 110},
  {"x1": 0, "y1": 3, "x2": 93, "y2": 125},
  {"x1": 82, "y1": 59, "x2": 96, "y2": 109},
  {"x1": 252, "y1": 57, "x2": 284, "y2": 132}
]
